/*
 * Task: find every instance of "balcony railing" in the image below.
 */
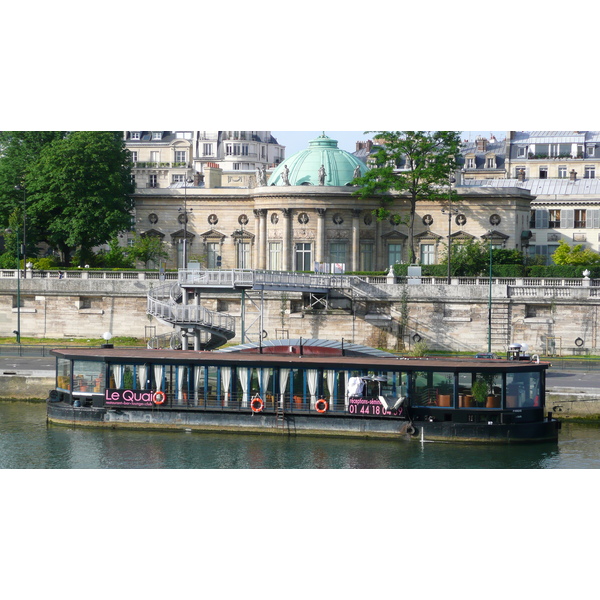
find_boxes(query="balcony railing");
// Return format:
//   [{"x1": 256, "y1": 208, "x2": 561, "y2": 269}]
[{"x1": 133, "y1": 162, "x2": 191, "y2": 169}]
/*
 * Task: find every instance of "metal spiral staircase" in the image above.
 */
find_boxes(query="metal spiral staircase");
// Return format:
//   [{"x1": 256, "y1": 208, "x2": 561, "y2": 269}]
[{"x1": 147, "y1": 282, "x2": 236, "y2": 350}]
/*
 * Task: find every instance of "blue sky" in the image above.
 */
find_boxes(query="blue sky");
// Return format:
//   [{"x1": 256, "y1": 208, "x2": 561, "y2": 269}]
[{"x1": 272, "y1": 131, "x2": 507, "y2": 157}]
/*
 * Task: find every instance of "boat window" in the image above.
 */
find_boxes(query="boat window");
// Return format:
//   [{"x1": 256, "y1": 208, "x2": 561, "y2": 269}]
[
  {"x1": 57, "y1": 358, "x2": 71, "y2": 391},
  {"x1": 506, "y1": 371, "x2": 541, "y2": 409},
  {"x1": 411, "y1": 371, "x2": 455, "y2": 407},
  {"x1": 175, "y1": 365, "x2": 192, "y2": 406},
  {"x1": 459, "y1": 372, "x2": 503, "y2": 409},
  {"x1": 378, "y1": 371, "x2": 408, "y2": 411},
  {"x1": 207, "y1": 365, "x2": 218, "y2": 407},
  {"x1": 108, "y1": 363, "x2": 145, "y2": 393},
  {"x1": 73, "y1": 360, "x2": 105, "y2": 394}
]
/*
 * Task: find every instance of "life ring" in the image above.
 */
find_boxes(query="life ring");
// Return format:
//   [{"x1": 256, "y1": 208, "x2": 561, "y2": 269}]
[
  {"x1": 315, "y1": 398, "x2": 328, "y2": 413},
  {"x1": 532, "y1": 354, "x2": 540, "y2": 364},
  {"x1": 153, "y1": 391, "x2": 166, "y2": 405},
  {"x1": 406, "y1": 424, "x2": 416, "y2": 436},
  {"x1": 251, "y1": 397, "x2": 264, "y2": 413}
]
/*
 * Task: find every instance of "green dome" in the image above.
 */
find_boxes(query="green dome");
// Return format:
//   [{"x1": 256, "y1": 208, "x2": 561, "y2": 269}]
[{"x1": 268, "y1": 134, "x2": 367, "y2": 187}]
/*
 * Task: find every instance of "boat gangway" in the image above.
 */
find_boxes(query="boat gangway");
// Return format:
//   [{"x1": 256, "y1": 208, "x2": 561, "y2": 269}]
[{"x1": 177, "y1": 269, "x2": 359, "y2": 294}]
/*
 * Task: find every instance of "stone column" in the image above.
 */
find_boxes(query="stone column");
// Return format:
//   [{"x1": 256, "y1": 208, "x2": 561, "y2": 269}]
[
  {"x1": 253, "y1": 209, "x2": 260, "y2": 269},
  {"x1": 282, "y1": 208, "x2": 292, "y2": 271},
  {"x1": 316, "y1": 208, "x2": 326, "y2": 265},
  {"x1": 375, "y1": 218, "x2": 383, "y2": 271},
  {"x1": 352, "y1": 209, "x2": 361, "y2": 272},
  {"x1": 259, "y1": 209, "x2": 267, "y2": 270}
]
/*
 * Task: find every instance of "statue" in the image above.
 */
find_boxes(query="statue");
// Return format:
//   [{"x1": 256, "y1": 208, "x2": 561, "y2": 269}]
[
  {"x1": 259, "y1": 165, "x2": 267, "y2": 186},
  {"x1": 353, "y1": 165, "x2": 361, "y2": 180},
  {"x1": 318, "y1": 165, "x2": 326, "y2": 186},
  {"x1": 281, "y1": 165, "x2": 290, "y2": 186},
  {"x1": 255, "y1": 166, "x2": 262, "y2": 187}
]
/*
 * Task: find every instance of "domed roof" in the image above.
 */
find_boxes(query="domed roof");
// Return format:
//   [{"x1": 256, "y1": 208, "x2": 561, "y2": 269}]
[{"x1": 268, "y1": 134, "x2": 367, "y2": 187}]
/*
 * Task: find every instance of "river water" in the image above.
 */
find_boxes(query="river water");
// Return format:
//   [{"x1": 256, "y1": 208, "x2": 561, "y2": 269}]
[{"x1": 2, "y1": 401, "x2": 600, "y2": 468}]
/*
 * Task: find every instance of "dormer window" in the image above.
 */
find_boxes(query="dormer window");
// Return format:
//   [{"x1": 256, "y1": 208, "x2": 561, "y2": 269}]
[
  {"x1": 517, "y1": 146, "x2": 527, "y2": 158},
  {"x1": 486, "y1": 154, "x2": 496, "y2": 169},
  {"x1": 465, "y1": 155, "x2": 475, "y2": 169},
  {"x1": 587, "y1": 145, "x2": 596, "y2": 157},
  {"x1": 152, "y1": 132, "x2": 163, "y2": 140},
  {"x1": 130, "y1": 132, "x2": 140, "y2": 140}
]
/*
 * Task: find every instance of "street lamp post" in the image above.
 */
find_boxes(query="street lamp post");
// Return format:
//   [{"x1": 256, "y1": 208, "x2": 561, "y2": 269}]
[
  {"x1": 5, "y1": 227, "x2": 20, "y2": 343},
  {"x1": 179, "y1": 178, "x2": 193, "y2": 269},
  {"x1": 15, "y1": 185, "x2": 26, "y2": 276},
  {"x1": 488, "y1": 230, "x2": 493, "y2": 352},
  {"x1": 441, "y1": 206, "x2": 459, "y2": 285}
]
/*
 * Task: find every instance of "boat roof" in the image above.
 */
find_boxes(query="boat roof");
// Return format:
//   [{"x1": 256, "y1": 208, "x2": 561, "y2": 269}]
[{"x1": 51, "y1": 347, "x2": 549, "y2": 373}]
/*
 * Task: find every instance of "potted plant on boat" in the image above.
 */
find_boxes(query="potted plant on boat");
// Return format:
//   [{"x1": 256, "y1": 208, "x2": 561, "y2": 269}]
[
  {"x1": 473, "y1": 374, "x2": 500, "y2": 408},
  {"x1": 472, "y1": 378, "x2": 488, "y2": 407}
]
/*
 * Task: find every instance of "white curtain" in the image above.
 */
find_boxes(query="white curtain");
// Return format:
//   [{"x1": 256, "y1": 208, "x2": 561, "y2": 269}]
[
  {"x1": 194, "y1": 366, "x2": 203, "y2": 406},
  {"x1": 138, "y1": 364, "x2": 147, "y2": 390},
  {"x1": 325, "y1": 370, "x2": 336, "y2": 407},
  {"x1": 113, "y1": 365, "x2": 123, "y2": 389},
  {"x1": 238, "y1": 367, "x2": 249, "y2": 407},
  {"x1": 153, "y1": 365, "x2": 164, "y2": 392},
  {"x1": 344, "y1": 371, "x2": 350, "y2": 409},
  {"x1": 307, "y1": 369, "x2": 318, "y2": 409},
  {"x1": 279, "y1": 368, "x2": 289, "y2": 408},
  {"x1": 258, "y1": 368, "x2": 271, "y2": 398},
  {"x1": 221, "y1": 367, "x2": 231, "y2": 407},
  {"x1": 177, "y1": 366, "x2": 185, "y2": 404}
]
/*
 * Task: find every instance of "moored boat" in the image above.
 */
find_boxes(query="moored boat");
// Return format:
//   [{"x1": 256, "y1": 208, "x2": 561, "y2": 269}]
[{"x1": 46, "y1": 340, "x2": 560, "y2": 443}]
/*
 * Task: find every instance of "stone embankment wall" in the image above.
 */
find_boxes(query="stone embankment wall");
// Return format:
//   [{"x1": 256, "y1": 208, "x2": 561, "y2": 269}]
[
  {"x1": 0, "y1": 373, "x2": 55, "y2": 400},
  {"x1": 1, "y1": 274, "x2": 599, "y2": 356}
]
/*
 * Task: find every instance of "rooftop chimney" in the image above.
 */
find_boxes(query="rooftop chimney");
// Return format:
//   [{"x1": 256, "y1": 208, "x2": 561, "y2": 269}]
[
  {"x1": 356, "y1": 140, "x2": 373, "y2": 152},
  {"x1": 476, "y1": 136, "x2": 488, "y2": 152},
  {"x1": 517, "y1": 168, "x2": 526, "y2": 182},
  {"x1": 570, "y1": 169, "x2": 577, "y2": 181}
]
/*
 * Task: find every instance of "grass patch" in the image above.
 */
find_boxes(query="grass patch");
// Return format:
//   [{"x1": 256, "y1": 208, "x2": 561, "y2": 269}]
[{"x1": 0, "y1": 336, "x2": 145, "y2": 347}]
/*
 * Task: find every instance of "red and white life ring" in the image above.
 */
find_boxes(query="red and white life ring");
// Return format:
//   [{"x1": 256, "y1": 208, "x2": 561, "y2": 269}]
[
  {"x1": 251, "y1": 397, "x2": 264, "y2": 413},
  {"x1": 153, "y1": 391, "x2": 166, "y2": 405},
  {"x1": 315, "y1": 398, "x2": 329, "y2": 413}
]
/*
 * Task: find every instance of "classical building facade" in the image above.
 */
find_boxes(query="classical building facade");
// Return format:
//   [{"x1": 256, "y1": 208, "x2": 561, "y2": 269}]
[
  {"x1": 131, "y1": 134, "x2": 534, "y2": 270},
  {"x1": 460, "y1": 131, "x2": 600, "y2": 262},
  {"x1": 124, "y1": 131, "x2": 286, "y2": 191}
]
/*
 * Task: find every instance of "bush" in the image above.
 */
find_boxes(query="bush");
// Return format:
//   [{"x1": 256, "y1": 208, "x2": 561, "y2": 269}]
[
  {"x1": 32, "y1": 256, "x2": 60, "y2": 270},
  {"x1": 527, "y1": 265, "x2": 600, "y2": 278},
  {"x1": 492, "y1": 264, "x2": 526, "y2": 277},
  {"x1": 0, "y1": 251, "x2": 17, "y2": 269}
]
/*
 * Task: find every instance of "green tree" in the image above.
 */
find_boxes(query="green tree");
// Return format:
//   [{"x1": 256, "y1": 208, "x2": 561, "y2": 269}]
[
  {"x1": 551, "y1": 240, "x2": 600, "y2": 265},
  {"x1": 441, "y1": 239, "x2": 488, "y2": 276},
  {"x1": 128, "y1": 233, "x2": 169, "y2": 268},
  {"x1": 352, "y1": 131, "x2": 461, "y2": 263},
  {"x1": 95, "y1": 237, "x2": 135, "y2": 269},
  {"x1": 25, "y1": 131, "x2": 134, "y2": 264},
  {"x1": 0, "y1": 131, "x2": 69, "y2": 254}
]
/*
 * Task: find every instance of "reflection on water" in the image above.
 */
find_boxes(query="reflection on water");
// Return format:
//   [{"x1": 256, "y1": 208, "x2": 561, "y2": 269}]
[{"x1": 1, "y1": 403, "x2": 599, "y2": 469}]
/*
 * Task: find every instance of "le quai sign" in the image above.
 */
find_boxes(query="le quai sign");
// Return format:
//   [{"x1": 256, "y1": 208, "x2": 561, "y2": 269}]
[{"x1": 105, "y1": 389, "x2": 155, "y2": 408}]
